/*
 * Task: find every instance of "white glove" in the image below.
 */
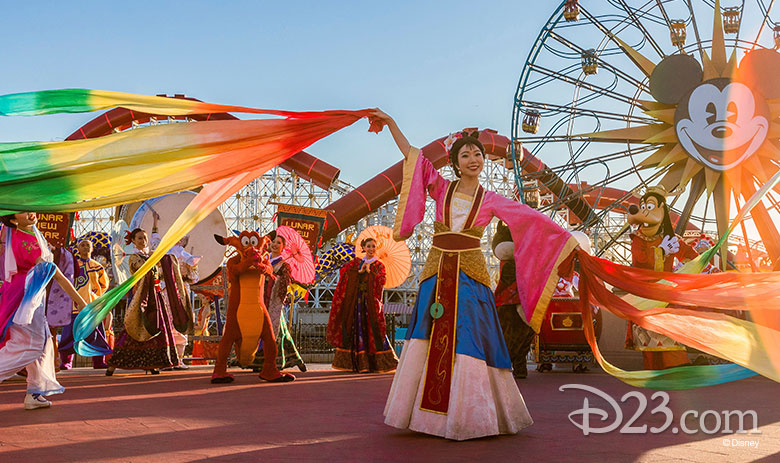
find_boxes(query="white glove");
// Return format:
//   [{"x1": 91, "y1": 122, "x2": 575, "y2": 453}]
[
  {"x1": 494, "y1": 242, "x2": 514, "y2": 261},
  {"x1": 659, "y1": 235, "x2": 680, "y2": 257}
]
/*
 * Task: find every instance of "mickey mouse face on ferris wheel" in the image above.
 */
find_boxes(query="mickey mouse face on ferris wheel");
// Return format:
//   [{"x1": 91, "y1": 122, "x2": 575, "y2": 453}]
[
  {"x1": 675, "y1": 78, "x2": 769, "y2": 171},
  {"x1": 649, "y1": 50, "x2": 780, "y2": 172}
]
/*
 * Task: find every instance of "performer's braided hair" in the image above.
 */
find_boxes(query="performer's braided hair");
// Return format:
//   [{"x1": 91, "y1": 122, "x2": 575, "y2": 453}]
[{"x1": 0, "y1": 214, "x2": 17, "y2": 228}]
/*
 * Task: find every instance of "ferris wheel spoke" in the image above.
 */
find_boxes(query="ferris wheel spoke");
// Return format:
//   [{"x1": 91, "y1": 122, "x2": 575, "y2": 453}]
[
  {"x1": 518, "y1": 133, "x2": 655, "y2": 144},
  {"x1": 524, "y1": 145, "x2": 659, "y2": 179},
  {"x1": 529, "y1": 64, "x2": 646, "y2": 107},
  {"x1": 595, "y1": 224, "x2": 632, "y2": 258},
  {"x1": 523, "y1": 64, "x2": 582, "y2": 93},
  {"x1": 535, "y1": 164, "x2": 667, "y2": 217},
  {"x1": 516, "y1": 135, "x2": 590, "y2": 143},
  {"x1": 579, "y1": 6, "x2": 660, "y2": 79},
  {"x1": 655, "y1": 0, "x2": 687, "y2": 54},
  {"x1": 751, "y1": 0, "x2": 775, "y2": 50},
  {"x1": 740, "y1": 178, "x2": 780, "y2": 267},
  {"x1": 763, "y1": 190, "x2": 780, "y2": 215},
  {"x1": 516, "y1": 167, "x2": 599, "y2": 225},
  {"x1": 674, "y1": 173, "x2": 707, "y2": 234},
  {"x1": 685, "y1": 0, "x2": 709, "y2": 62},
  {"x1": 614, "y1": 0, "x2": 668, "y2": 58},
  {"x1": 520, "y1": 100, "x2": 657, "y2": 125},
  {"x1": 546, "y1": 30, "x2": 650, "y2": 91}
]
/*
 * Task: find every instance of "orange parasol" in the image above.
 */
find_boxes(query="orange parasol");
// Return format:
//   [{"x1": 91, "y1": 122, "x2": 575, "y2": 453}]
[
  {"x1": 355, "y1": 225, "x2": 411, "y2": 289},
  {"x1": 276, "y1": 226, "x2": 315, "y2": 284}
]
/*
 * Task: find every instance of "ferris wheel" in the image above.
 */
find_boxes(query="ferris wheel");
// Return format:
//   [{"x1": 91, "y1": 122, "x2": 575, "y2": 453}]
[{"x1": 512, "y1": 0, "x2": 780, "y2": 270}]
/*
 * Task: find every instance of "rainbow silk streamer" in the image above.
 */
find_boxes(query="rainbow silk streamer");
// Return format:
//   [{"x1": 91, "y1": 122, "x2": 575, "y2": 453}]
[
  {"x1": 0, "y1": 88, "x2": 369, "y2": 119},
  {"x1": 624, "y1": 167, "x2": 780, "y2": 311},
  {"x1": 0, "y1": 117, "x2": 381, "y2": 213},
  {"x1": 0, "y1": 88, "x2": 384, "y2": 353},
  {"x1": 576, "y1": 168, "x2": 780, "y2": 389}
]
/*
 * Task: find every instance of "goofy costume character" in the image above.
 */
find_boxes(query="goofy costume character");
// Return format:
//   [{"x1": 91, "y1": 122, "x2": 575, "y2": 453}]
[{"x1": 625, "y1": 185, "x2": 698, "y2": 370}]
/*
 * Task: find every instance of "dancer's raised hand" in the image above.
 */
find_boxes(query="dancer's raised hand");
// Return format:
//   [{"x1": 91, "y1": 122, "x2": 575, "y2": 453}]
[{"x1": 369, "y1": 108, "x2": 411, "y2": 159}]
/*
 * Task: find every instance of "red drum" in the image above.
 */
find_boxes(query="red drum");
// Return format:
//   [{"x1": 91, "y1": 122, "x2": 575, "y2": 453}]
[{"x1": 534, "y1": 297, "x2": 602, "y2": 373}]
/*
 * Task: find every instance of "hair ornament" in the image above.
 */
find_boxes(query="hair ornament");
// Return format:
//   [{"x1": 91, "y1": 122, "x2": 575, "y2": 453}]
[{"x1": 443, "y1": 132, "x2": 462, "y2": 153}]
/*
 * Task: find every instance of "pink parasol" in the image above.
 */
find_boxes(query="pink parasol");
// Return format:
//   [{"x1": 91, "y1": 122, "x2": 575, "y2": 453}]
[
  {"x1": 276, "y1": 225, "x2": 315, "y2": 284},
  {"x1": 355, "y1": 225, "x2": 411, "y2": 289}
]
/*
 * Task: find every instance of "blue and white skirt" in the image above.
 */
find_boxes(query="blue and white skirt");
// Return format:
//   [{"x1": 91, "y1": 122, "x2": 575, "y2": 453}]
[{"x1": 384, "y1": 271, "x2": 532, "y2": 440}]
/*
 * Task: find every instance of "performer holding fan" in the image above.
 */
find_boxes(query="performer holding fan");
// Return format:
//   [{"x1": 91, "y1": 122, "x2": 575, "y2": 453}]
[{"x1": 326, "y1": 235, "x2": 399, "y2": 373}]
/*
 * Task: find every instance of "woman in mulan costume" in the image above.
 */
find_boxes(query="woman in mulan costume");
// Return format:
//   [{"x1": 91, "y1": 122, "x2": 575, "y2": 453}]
[
  {"x1": 106, "y1": 226, "x2": 192, "y2": 376},
  {"x1": 0, "y1": 213, "x2": 88, "y2": 410},
  {"x1": 373, "y1": 110, "x2": 578, "y2": 441},
  {"x1": 254, "y1": 232, "x2": 307, "y2": 372},
  {"x1": 327, "y1": 237, "x2": 398, "y2": 373}
]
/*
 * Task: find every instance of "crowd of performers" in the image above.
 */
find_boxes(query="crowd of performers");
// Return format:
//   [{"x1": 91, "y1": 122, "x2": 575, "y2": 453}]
[{"x1": 0, "y1": 106, "x2": 775, "y2": 442}]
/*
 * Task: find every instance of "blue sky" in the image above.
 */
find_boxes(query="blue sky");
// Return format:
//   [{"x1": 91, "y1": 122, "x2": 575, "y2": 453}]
[{"x1": 0, "y1": 1, "x2": 556, "y2": 185}]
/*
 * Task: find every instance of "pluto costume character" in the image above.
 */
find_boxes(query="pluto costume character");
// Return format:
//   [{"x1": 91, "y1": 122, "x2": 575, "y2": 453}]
[
  {"x1": 210, "y1": 231, "x2": 294, "y2": 384},
  {"x1": 626, "y1": 186, "x2": 698, "y2": 370},
  {"x1": 491, "y1": 221, "x2": 535, "y2": 379}
]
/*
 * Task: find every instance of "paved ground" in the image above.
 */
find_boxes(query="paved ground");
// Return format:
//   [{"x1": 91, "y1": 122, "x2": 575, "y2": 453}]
[{"x1": 1, "y1": 364, "x2": 778, "y2": 462}]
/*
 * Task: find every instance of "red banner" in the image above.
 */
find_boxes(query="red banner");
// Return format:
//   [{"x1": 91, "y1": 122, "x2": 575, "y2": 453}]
[
  {"x1": 36, "y1": 212, "x2": 73, "y2": 248},
  {"x1": 420, "y1": 252, "x2": 459, "y2": 414}
]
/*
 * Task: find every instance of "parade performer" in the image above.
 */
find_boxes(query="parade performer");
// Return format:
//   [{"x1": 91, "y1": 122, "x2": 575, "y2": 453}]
[
  {"x1": 106, "y1": 226, "x2": 191, "y2": 376},
  {"x1": 491, "y1": 221, "x2": 535, "y2": 379},
  {"x1": 149, "y1": 213, "x2": 197, "y2": 370},
  {"x1": 190, "y1": 294, "x2": 213, "y2": 365},
  {"x1": 374, "y1": 110, "x2": 578, "y2": 441},
  {"x1": 0, "y1": 89, "x2": 777, "y2": 393},
  {"x1": 0, "y1": 212, "x2": 87, "y2": 409},
  {"x1": 327, "y1": 237, "x2": 398, "y2": 373},
  {"x1": 170, "y1": 251, "x2": 198, "y2": 369},
  {"x1": 625, "y1": 186, "x2": 698, "y2": 370},
  {"x1": 58, "y1": 239, "x2": 110, "y2": 370},
  {"x1": 210, "y1": 231, "x2": 294, "y2": 384},
  {"x1": 254, "y1": 232, "x2": 306, "y2": 372},
  {"x1": 45, "y1": 247, "x2": 76, "y2": 368}
]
